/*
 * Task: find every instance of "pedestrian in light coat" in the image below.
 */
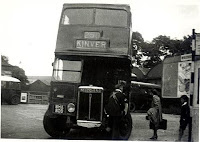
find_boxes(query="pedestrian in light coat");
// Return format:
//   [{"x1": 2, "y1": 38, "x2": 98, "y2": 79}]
[{"x1": 147, "y1": 89, "x2": 162, "y2": 140}]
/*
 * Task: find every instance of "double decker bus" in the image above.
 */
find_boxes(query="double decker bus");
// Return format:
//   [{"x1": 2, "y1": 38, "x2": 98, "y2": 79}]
[{"x1": 43, "y1": 4, "x2": 133, "y2": 139}]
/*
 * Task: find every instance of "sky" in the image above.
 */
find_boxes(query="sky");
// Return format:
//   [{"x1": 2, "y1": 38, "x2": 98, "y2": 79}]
[{"x1": 0, "y1": 0, "x2": 200, "y2": 76}]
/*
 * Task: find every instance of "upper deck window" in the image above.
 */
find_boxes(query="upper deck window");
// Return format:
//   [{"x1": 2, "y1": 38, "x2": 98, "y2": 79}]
[
  {"x1": 95, "y1": 9, "x2": 127, "y2": 27},
  {"x1": 62, "y1": 9, "x2": 93, "y2": 25},
  {"x1": 61, "y1": 8, "x2": 128, "y2": 27}
]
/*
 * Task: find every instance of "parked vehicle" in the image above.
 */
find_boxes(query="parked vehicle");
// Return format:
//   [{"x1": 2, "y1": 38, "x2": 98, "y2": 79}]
[
  {"x1": 130, "y1": 81, "x2": 161, "y2": 112},
  {"x1": 1, "y1": 76, "x2": 21, "y2": 105}
]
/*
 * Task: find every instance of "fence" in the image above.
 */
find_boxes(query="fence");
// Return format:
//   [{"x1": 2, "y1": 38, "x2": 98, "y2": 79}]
[{"x1": 21, "y1": 91, "x2": 49, "y2": 104}]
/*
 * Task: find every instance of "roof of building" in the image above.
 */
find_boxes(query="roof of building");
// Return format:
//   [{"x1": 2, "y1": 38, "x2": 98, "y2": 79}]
[
  {"x1": 27, "y1": 76, "x2": 51, "y2": 86},
  {"x1": 146, "y1": 63, "x2": 163, "y2": 79},
  {"x1": 132, "y1": 67, "x2": 145, "y2": 80}
]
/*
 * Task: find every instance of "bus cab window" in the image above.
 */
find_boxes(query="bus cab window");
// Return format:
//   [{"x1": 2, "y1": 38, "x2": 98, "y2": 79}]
[{"x1": 52, "y1": 58, "x2": 82, "y2": 83}]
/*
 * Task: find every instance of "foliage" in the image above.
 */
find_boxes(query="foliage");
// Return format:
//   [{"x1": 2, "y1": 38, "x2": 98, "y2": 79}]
[
  {"x1": 131, "y1": 32, "x2": 145, "y2": 66},
  {"x1": 131, "y1": 32, "x2": 192, "y2": 68},
  {"x1": 12, "y1": 66, "x2": 29, "y2": 90},
  {"x1": 1, "y1": 55, "x2": 9, "y2": 64},
  {"x1": 152, "y1": 35, "x2": 192, "y2": 56},
  {"x1": 1, "y1": 55, "x2": 29, "y2": 90}
]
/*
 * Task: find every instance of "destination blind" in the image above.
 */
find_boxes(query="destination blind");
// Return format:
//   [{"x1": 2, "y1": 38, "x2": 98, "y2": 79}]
[{"x1": 76, "y1": 40, "x2": 108, "y2": 49}]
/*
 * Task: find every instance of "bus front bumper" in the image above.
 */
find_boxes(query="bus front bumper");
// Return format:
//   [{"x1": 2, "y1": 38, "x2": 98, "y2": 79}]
[{"x1": 77, "y1": 120, "x2": 101, "y2": 128}]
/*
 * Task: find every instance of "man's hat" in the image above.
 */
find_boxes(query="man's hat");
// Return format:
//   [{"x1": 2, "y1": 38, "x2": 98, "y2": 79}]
[
  {"x1": 115, "y1": 81, "x2": 126, "y2": 89},
  {"x1": 151, "y1": 89, "x2": 161, "y2": 96},
  {"x1": 180, "y1": 95, "x2": 188, "y2": 102}
]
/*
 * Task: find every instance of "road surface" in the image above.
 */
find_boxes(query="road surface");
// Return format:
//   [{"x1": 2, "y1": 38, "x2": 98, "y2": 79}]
[{"x1": 1, "y1": 104, "x2": 188, "y2": 141}]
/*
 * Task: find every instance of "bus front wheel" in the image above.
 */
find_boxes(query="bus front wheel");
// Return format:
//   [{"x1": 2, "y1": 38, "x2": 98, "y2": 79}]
[
  {"x1": 119, "y1": 112, "x2": 132, "y2": 140},
  {"x1": 43, "y1": 114, "x2": 70, "y2": 138}
]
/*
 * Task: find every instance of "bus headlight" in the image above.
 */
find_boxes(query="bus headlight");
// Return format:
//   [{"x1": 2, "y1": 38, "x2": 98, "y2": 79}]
[{"x1": 67, "y1": 103, "x2": 75, "y2": 113}]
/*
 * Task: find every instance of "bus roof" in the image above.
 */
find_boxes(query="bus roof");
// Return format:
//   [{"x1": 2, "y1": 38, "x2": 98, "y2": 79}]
[
  {"x1": 1, "y1": 76, "x2": 20, "y2": 82},
  {"x1": 63, "y1": 3, "x2": 130, "y2": 11},
  {"x1": 55, "y1": 3, "x2": 132, "y2": 60},
  {"x1": 131, "y1": 81, "x2": 161, "y2": 89}
]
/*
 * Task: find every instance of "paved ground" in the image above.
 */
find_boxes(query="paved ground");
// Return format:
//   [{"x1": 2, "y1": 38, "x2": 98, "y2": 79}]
[
  {"x1": 131, "y1": 113, "x2": 188, "y2": 141},
  {"x1": 1, "y1": 104, "x2": 189, "y2": 141},
  {"x1": 1, "y1": 104, "x2": 49, "y2": 139}
]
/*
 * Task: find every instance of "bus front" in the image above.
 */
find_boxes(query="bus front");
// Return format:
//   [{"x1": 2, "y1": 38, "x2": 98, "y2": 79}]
[{"x1": 43, "y1": 4, "x2": 132, "y2": 139}]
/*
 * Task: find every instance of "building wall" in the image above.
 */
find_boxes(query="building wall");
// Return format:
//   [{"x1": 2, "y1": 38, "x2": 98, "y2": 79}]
[
  {"x1": 131, "y1": 67, "x2": 145, "y2": 81},
  {"x1": 191, "y1": 108, "x2": 199, "y2": 142},
  {"x1": 28, "y1": 80, "x2": 50, "y2": 92},
  {"x1": 191, "y1": 60, "x2": 200, "y2": 142}
]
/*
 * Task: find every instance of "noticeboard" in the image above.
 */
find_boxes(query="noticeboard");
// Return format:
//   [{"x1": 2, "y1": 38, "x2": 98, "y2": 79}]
[
  {"x1": 196, "y1": 33, "x2": 200, "y2": 55},
  {"x1": 162, "y1": 57, "x2": 192, "y2": 98},
  {"x1": 162, "y1": 62, "x2": 178, "y2": 98}
]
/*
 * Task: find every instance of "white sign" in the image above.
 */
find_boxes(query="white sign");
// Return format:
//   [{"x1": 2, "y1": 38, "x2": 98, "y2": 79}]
[
  {"x1": 196, "y1": 33, "x2": 200, "y2": 55},
  {"x1": 20, "y1": 93, "x2": 28, "y2": 103},
  {"x1": 181, "y1": 53, "x2": 192, "y2": 61},
  {"x1": 177, "y1": 61, "x2": 192, "y2": 97}
]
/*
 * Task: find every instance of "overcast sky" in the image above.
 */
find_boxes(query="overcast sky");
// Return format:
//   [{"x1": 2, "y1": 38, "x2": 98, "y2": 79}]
[{"x1": 0, "y1": 0, "x2": 200, "y2": 76}]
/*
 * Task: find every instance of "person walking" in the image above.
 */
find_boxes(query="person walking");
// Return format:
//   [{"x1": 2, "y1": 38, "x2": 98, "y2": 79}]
[
  {"x1": 147, "y1": 89, "x2": 162, "y2": 140},
  {"x1": 178, "y1": 95, "x2": 190, "y2": 141},
  {"x1": 105, "y1": 81, "x2": 128, "y2": 140}
]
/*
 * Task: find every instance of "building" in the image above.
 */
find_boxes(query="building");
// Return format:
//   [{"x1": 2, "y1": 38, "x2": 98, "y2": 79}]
[
  {"x1": 22, "y1": 76, "x2": 51, "y2": 104},
  {"x1": 28, "y1": 78, "x2": 51, "y2": 92},
  {"x1": 145, "y1": 63, "x2": 162, "y2": 85}
]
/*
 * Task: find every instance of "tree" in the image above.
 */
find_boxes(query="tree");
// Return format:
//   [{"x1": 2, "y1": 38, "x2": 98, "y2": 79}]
[
  {"x1": 142, "y1": 42, "x2": 163, "y2": 68},
  {"x1": 1, "y1": 55, "x2": 9, "y2": 65},
  {"x1": 1, "y1": 55, "x2": 29, "y2": 90},
  {"x1": 12, "y1": 66, "x2": 29, "y2": 90},
  {"x1": 152, "y1": 35, "x2": 173, "y2": 56},
  {"x1": 152, "y1": 35, "x2": 191, "y2": 56},
  {"x1": 179, "y1": 35, "x2": 192, "y2": 55},
  {"x1": 131, "y1": 32, "x2": 145, "y2": 66},
  {"x1": 138, "y1": 35, "x2": 192, "y2": 68}
]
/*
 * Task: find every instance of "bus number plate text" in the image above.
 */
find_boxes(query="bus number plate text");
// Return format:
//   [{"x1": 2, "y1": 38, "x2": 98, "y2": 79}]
[{"x1": 54, "y1": 104, "x2": 64, "y2": 114}]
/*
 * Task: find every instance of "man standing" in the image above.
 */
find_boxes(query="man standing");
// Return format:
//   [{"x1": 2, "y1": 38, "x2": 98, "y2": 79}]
[
  {"x1": 105, "y1": 81, "x2": 128, "y2": 140},
  {"x1": 178, "y1": 95, "x2": 190, "y2": 141}
]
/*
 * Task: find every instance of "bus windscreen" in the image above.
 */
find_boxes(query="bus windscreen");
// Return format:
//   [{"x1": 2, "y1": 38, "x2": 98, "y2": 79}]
[
  {"x1": 95, "y1": 9, "x2": 127, "y2": 27},
  {"x1": 52, "y1": 58, "x2": 82, "y2": 82}
]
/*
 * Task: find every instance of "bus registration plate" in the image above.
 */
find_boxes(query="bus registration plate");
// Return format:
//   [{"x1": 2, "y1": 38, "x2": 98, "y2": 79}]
[
  {"x1": 54, "y1": 104, "x2": 64, "y2": 114},
  {"x1": 76, "y1": 40, "x2": 107, "y2": 48}
]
